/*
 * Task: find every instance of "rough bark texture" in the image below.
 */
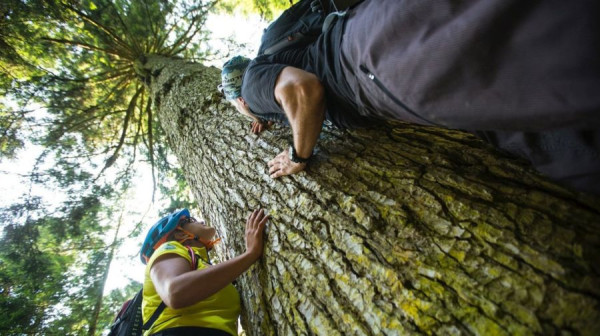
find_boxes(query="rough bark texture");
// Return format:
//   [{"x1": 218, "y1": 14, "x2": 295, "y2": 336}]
[{"x1": 143, "y1": 55, "x2": 600, "y2": 336}]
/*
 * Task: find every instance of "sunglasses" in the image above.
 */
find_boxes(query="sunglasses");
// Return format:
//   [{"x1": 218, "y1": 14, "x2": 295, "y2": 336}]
[
  {"x1": 179, "y1": 216, "x2": 197, "y2": 226},
  {"x1": 179, "y1": 216, "x2": 206, "y2": 226}
]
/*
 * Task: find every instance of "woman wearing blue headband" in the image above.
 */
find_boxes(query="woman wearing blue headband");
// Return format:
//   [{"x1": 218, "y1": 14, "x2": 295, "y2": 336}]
[{"x1": 139, "y1": 208, "x2": 268, "y2": 336}]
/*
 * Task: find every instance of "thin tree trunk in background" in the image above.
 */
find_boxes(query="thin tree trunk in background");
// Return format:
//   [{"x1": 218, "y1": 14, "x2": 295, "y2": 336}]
[
  {"x1": 89, "y1": 212, "x2": 123, "y2": 336},
  {"x1": 142, "y1": 55, "x2": 600, "y2": 336}
]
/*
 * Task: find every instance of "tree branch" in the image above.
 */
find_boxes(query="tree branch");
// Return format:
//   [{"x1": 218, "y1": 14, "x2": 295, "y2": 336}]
[
  {"x1": 164, "y1": 16, "x2": 201, "y2": 55},
  {"x1": 142, "y1": 0, "x2": 159, "y2": 50},
  {"x1": 49, "y1": 67, "x2": 131, "y2": 83},
  {"x1": 41, "y1": 38, "x2": 124, "y2": 58},
  {"x1": 96, "y1": 86, "x2": 142, "y2": 177},
  {"x1": 143, "y1": 97, "x2": 157, "y2": 202},
  {"x1": 108, "y1": 2, "x2": 143, "y2": 56},
  {"x1": 63, "y1": 4, "x2": 133, "y2": 55}
]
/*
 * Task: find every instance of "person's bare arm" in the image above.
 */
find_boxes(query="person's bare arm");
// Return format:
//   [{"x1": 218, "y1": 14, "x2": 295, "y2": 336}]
[
  {"x1": 231, "y1": 97, "x2": 272, "y2": 135},
  {"x1": 268, "y1": 66, "x2": 325, "y2": 178},
  {"x1": 150, "y1": 209, "x2": 268, "y2": 309}
]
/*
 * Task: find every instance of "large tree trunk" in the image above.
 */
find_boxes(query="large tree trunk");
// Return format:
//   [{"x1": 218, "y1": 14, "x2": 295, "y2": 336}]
[{"x1": 142, "y1": 55, "x2": 600, "y2": 335}]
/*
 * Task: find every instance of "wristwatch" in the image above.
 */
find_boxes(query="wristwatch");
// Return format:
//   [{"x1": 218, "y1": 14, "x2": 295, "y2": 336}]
[{"x1": 289, "y1": 145, "x2": 311, "y2": 164}]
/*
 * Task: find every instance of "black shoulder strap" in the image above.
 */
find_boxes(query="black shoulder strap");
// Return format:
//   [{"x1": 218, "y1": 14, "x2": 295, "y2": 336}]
[
  {"x1": 142, "y1": 301, "x2": 165, "y2": 330},
  {"x1": 142, "y1": 247, "x2": 197, "y2": 330}
]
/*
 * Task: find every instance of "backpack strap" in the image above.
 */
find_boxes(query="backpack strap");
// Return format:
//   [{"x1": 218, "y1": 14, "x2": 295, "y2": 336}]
[
  {"x1": 142, "y1": 247, "x2": 198, "y2": 330},
  {"x1": 142, "y1": 301, "x2": 165, "y2": 330}
]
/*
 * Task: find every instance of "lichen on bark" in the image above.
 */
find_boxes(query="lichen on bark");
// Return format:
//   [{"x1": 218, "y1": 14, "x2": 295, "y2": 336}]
[{"x1": 143, "y1": 55, "x2": 600, "y2": 336}]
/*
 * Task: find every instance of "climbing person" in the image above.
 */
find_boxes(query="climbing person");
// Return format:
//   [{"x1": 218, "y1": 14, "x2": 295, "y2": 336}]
[
  {"x1": 139, "y1": 208, "x2": 268, "y2": 336},
  {"x1": 217, "y1": 0, "x2": 341, "y2": 135},
  {"x1": 220, "y1": 0, "x2": 600, "y2": 194}
]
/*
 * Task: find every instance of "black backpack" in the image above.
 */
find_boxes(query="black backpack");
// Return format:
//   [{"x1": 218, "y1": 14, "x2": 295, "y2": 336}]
[
  {"x1": 257, "y1": 0, "x2": 326, "y2": 56},
  {"x1": 257, "y1": 0, "x2": 363, "y2": 56},
  {"x1": 108, "y1": 247, "x2": 198, "y2": 336}
]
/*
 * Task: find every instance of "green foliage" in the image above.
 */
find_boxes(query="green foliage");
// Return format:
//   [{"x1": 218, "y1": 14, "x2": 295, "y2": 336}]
[
  {"x1": 2, "y1": 0, "x2": 217, "y2": 186},
  {"x1": 0, "y1": 102, "x2": 26, "y2": 160},
  {"x1": 0, "y1": 0, "x2": 57, "y2": 160},
  {"x1": 1, "y1": 0, "x2": 212, "y2": 334},
  {"x1": 217, "y1": 0, "x2": 290, "y2": 21},
  {"x1": 0, "y1": 184, "x2": 108, "y2": 335}
]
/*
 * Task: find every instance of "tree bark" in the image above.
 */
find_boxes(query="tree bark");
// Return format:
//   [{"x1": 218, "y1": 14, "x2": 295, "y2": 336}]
[{"x1": 142, "y1": 55, "x2": 600, "y2": 336}]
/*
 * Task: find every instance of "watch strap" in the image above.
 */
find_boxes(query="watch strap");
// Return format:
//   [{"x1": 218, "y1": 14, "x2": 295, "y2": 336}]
[{"x1": 289, "y1": 145, "x2": 311, "y2": 163}]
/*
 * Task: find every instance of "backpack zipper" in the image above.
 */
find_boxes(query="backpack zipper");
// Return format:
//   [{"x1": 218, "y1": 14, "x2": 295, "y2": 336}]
[{"x1": 359, "y1": 65, "x2": 438, "y2": 125}]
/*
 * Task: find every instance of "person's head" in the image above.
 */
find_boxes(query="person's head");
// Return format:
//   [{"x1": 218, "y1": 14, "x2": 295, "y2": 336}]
[
  {"x1": 218, "y1": 56, "x2": 261, "y2": 122},
  {"x1": 140, "y1": 209, "x2": 219, "y2": 264},
  {"x1": 219, "y1": 55, "x2": 250, "y2": 101}
]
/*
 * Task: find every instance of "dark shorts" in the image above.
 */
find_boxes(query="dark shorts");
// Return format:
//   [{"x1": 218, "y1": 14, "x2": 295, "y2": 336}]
[
  {"x1": 340, "y1": 0, "x2": 600, "y2": 131},
  {"x1": 476, "y1": 128, "x2": 600, "y2": 195},
  {"x1": 339, "y1": 0, "x2": 600, "y2": 194}
]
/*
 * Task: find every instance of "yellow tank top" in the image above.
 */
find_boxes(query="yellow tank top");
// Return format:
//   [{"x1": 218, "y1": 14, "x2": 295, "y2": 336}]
[{"x1": 142, "y1": 241, "x2": 240, "y2": 335}]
